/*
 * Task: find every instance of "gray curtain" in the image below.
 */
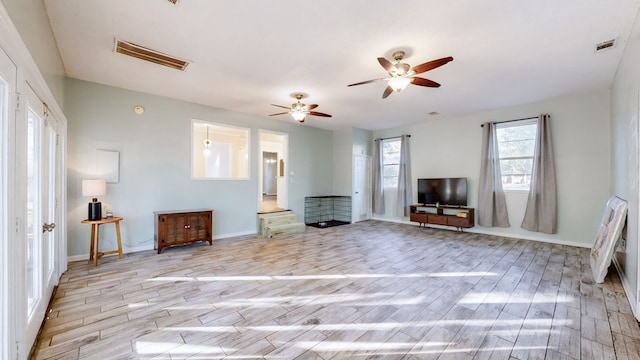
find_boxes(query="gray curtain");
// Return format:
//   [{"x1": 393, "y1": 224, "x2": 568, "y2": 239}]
[
  {"x1": 521, "y1": 114, "x2": 557, "y2": 233},
  {"x1": 478, "y1": 122, "x2": 510, "y2": 227},
  {"x1": 372, "y1": 138, "x2": 385, "y2": 214},
  {"x1": 396, "y1": 135, "x2": 413, "y2": 217}
]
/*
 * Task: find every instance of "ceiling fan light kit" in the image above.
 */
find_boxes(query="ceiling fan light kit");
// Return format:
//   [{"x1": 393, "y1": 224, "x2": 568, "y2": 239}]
[
  {"x1": 269, "y1": 93, "x2": 332, "y2": 123},
  {"x1": 348, "y1": 50, "x2": 453, "y2": 99},
  {"x1": 268, "y1": 50, "x2": 453, "y2": 122}
]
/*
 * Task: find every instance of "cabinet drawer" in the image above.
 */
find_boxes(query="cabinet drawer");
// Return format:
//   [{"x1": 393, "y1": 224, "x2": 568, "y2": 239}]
[
  {"x1": 427, "y1": 214, "x2": 448, "y2": 225},
  {"x1": 447, "y1": 216, "x2": 471, "y2": 228},
  {"x1": 410, "y1": 213, "x2": 429, "y2": 223}
]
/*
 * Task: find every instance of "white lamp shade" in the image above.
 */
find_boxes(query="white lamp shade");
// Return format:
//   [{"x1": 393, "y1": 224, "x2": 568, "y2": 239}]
[{"x1": 82, "y1": 179, "x2": 106, "y2": 197}]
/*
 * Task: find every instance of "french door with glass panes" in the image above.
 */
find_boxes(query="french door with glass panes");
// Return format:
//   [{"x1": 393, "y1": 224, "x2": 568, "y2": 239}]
[{"x1": 22, "y1": 85, "x2": 60, "y2": 354}]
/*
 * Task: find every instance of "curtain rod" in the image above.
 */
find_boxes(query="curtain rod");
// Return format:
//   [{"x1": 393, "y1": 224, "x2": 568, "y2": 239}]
[
  {"x1": 480, "y1": 116, "x2": 538, "y2": 127},
  {"x1": 375, "y1": 135, "x2": 411, "y2": 141}
]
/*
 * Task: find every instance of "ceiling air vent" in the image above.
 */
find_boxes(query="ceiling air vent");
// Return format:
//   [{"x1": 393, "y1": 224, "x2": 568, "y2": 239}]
[
  {"x1": 114, "y1": 39, "x2": 189, "y2": 71},
  {"x1": 595, "y1": 39, "x2": 616, "y2": 53}
]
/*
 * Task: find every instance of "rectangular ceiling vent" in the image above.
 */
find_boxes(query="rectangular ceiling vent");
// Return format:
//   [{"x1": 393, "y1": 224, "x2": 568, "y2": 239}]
[
  {"x1": 114, "y1": 39, "x2": 189, "y2": 71},
  {"x1": 595, "y1": 39, "x2": 616, "y2": 53}
]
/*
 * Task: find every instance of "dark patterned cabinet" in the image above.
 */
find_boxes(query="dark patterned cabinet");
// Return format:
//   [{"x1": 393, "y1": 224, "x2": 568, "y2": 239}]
[
  {"x1": 409, "y1": 205, "x2": 474, "y2": 230},
  {"x1": 154, "y1": 209, "x2": 213, "y2": 254}
]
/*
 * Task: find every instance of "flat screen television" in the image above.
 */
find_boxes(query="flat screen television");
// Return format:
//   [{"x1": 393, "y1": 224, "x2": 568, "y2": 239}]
[{"x1": 417, "y1": 178, "x2": 467, "y2": 206}]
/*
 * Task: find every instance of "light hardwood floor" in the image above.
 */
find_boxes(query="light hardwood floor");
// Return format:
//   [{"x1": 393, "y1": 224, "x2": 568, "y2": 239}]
[{"x1": 32, "y1": 221, "x2": 640, "y2": 359}]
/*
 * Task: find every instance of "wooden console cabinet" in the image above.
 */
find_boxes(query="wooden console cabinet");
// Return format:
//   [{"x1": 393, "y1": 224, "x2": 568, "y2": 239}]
[
  {"x1": 410, "y1": 205, "x2": 474, "y2": 230},
  {"x1": 154, "y1": 209, "x2": 213, "y2": 254}
]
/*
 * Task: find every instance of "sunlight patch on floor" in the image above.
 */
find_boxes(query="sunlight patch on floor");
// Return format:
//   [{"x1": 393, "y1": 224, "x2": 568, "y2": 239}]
[
  {"x1": 147, "y1": 271, "x2": 498, "y2": 283},
  {"x1": 160, "y1": 318, "x2": 570, "y2": 334},
  {"x1": 127, "y1": 302, "x2": 149, "y2": 308},
  {"x1": 296, "y1": 340, "x2": 448, "y2": 351},
  {"x1": 458, "y1": 292, "x2": 575, "y2": 304},
  {"x1": 134, "y1": 341, "x2": 230, "y2": 355}
]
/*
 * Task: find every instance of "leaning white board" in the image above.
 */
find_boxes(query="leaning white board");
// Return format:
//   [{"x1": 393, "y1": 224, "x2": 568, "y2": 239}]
[{"x1": 590, "y1": 196, "x2": 627, "y2": 283}]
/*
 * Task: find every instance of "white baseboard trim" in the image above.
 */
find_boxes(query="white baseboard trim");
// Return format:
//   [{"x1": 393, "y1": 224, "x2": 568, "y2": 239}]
[
  {"x1": 67, "y1": 243, "x2": 155, "y2": 262},
  {"x1": 612, "y1": 257, "x2": 639, "y2": 320},
  {"x1": 370, "y1": 216, "x2": 591, "y2": 248},
  {"x1": 67, "y1": 230, "x2": 259, "y2": 263},
  {"x1": 214, "y1": 230, "x2": 257, "y2": 239}
]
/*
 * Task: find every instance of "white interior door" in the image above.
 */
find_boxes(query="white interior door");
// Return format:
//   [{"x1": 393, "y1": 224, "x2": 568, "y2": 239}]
[{"x1": 353, "y1": 154, "x2": 372, "y2": 222}]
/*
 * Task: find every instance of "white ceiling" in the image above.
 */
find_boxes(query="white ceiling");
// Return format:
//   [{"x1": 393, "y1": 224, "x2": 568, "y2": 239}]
[{"x1": 44, "y1": 0, "x2": 640, "y2": 131}]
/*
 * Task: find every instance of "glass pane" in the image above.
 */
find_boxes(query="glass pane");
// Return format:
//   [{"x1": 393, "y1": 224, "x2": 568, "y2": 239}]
[
  {"x1": 383, "y1": 176, "x2": 398, "y2": 188},
  {"x1": 383, "y1": 164, "x2": 399, "y2": 178},
  {"x1": 27, "y1": 109, "x2": 40, "y2": 318},
  {"x1": 496, "y1": 124, "x2": 536, "y2": 158},
  {"x1": 382, "y1": 140, "x2": 400, "y2": 164},
  {"x1": 500, "y1": 158, "x2": 533, "y2": 191},
  {"x1": 499, "y1": 158, "x2": 533, "y2": 177},
  {"x1": 46, "y1": 127, "x2": 56, "y2": 278},
  {"x1": 192, "y1": 121, "x2": 250, "y2": 179}
]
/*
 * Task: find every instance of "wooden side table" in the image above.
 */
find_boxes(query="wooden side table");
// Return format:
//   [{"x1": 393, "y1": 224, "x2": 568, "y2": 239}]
[{"x1": 81, "y1": 217, "x2": 124, "y2": 266}]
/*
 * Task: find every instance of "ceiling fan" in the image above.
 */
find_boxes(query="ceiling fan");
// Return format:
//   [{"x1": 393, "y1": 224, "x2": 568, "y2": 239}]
[
  {"x1": 348, "y1": 51, "x2": 453, "y2": 98},
  {"x1": 269, "y1": 93, "x2": 332, "y2": 123}
]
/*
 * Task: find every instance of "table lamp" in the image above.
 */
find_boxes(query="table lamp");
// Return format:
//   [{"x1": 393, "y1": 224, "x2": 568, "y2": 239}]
[{"x1": 82, "y1": 179, "x2": 106, "y2": 220}]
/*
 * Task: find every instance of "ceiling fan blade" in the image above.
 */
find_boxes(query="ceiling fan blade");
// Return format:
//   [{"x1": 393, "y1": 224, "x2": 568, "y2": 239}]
[
  {"x1": 412, "y1": 56, "x2": 454, "y2": 75},
  {"x1": 411, "y1": 77, "x2": 441, "y2": 87},
  {"x1": 377, "y1": 57, "x2": 395, "y2": 72},
  {"x1": 270, "y1": 104, "x2": 292, "y2": 110},
  {"x1": 307, "y1": 104, "x2": 319, "y2": 110},
  {"x1": 268, "y1": 112, "x2": 290, "y2": 116},
  {"x1": 309, "y1": 111, "x2": 332, "y2": 117},
  {"x1": 348, "y1": 78, "x2": 385, "y2": 87},
  {"x1": 382, "y1": 85, "x2": 394, "y2": 99}
]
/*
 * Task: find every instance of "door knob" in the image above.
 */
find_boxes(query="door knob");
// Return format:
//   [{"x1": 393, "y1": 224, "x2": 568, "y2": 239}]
[{"x1": 42, "y1": 223, "x2": 56, "y2": 233}]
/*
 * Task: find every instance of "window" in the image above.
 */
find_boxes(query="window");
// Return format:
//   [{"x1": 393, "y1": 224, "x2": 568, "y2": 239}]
[
  {"x1": 382, "y1": 138, "x2": 401, "y2": 188},
  {"x1": 495, "y1": 119, "x2": 538, "y2": 191},
  {"x1": 192, "y1": 120, "x2": 249, "y2": 179}
]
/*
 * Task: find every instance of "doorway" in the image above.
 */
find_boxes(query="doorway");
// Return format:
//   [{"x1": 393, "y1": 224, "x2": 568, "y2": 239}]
[
  {"x1": 259, "y1": 130, "x2": 288, "y2": 213},
  {"x1": 262, "y1": 151, "x2": 277, "y2": 196}
]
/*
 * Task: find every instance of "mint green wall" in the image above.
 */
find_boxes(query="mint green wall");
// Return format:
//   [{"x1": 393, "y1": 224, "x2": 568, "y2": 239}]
[
  {"x1": 332, "y1": 128, "x2": 353, "y2": 196},
  {"x1": 352, "y1": 128, "x2": 373, "y2": 157},
  {"x1": 373, "y1": 89, "x2": 611, "y2": 248},
  {"x1": 332, "y1": 127, "x2": 373, "y2": 197},
  {"x1": 331, "y1": 127, "x2": 373, "y2": 222},
  {"x1": 1, "y1": 0, "x2": 66, "y2": 105},
  {"x1": 65, "y1": 78, "x2": 333, "y2": 257},
  {"x1": 611, "y1": 9, "x2": 640, "y2": 315}
]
